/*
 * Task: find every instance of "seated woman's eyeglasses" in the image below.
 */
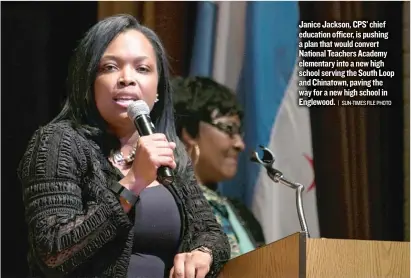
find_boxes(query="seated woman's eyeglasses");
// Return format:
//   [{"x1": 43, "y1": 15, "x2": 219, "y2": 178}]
[{"x1": 208, "y1": 122, "x2": 244, "y2": 138}]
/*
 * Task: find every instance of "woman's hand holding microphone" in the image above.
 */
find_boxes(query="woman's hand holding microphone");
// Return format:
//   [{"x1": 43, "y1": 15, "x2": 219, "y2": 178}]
[{"x1": 118, "y1": 133, "x2": 176, "y2": 212}]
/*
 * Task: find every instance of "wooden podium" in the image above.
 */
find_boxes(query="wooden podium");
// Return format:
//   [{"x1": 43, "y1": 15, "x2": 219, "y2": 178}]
[{"x1": 218, "y1": 232, "x2": 410, "y2": 278}]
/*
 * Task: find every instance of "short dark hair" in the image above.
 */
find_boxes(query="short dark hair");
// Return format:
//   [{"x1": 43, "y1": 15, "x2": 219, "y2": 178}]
[
  {"x1": 52, "y1": 14, "x2": 188, "y2": 175},
  {"x1": 171, "y1": 76, "x2": 243, "y2": 138}
]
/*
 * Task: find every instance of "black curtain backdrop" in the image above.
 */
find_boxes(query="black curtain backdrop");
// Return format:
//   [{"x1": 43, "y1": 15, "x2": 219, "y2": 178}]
[
  {"x1": 2, "y1": 2, "x2": 97, "y2": 276},
  {"x1": 300, "y1": 1, "x2": 405, "y2": 241}
]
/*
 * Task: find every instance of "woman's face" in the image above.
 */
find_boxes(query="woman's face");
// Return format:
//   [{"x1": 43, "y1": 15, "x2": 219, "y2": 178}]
[
  {"x1": 195, "y1": 114, "x2": 245, "y2": 184},
  {"x1": 94, "y1": 29, "x2": 158, "y2": 134}
]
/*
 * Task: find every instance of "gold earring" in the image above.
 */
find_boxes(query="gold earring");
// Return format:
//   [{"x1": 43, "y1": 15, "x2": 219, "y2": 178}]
[
  {"x1": 191, "y1": 144, "x2": 200, "y2": 166},
  {"x1": 154, "y1": 94, "x2": 159, "y2": 103}
]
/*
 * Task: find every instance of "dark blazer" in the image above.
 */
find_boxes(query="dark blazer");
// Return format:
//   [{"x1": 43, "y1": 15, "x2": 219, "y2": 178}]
[{"x1": 17, "y1": 120, "x2": 230, "y2": 278}]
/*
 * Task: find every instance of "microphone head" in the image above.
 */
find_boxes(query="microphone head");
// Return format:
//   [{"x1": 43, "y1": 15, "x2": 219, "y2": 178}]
[{"x1": 127, "y1": 100, "x2": 150, "y2": 120}]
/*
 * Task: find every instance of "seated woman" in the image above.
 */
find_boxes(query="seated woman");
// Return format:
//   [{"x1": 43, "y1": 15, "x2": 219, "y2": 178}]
[
  {"x1": 17, "y1": 15, "x2": 230, "y2": 278},
  {"x1": 172, "y1": 76, "x2": 265, "y2": 258}
]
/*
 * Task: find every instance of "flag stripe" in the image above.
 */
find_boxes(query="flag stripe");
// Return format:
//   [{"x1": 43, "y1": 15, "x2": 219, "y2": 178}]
[
  {"x1": 189, "y1": 1, "x2": 218, "y2": 76},
  {"x1": 212, "y1": 2, "x2": 246, "y2": 92},
  {"x1": 252, "y1": 61, "x2": 320, "y2": 242},
  {"x1": 236, "y1": 2, "x2": 299, "y2": 207}
]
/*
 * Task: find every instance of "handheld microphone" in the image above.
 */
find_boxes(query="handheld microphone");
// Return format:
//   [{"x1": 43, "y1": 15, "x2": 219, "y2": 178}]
[{"x1": 127, "y1": 100, "x2": 175, "y2": 185}]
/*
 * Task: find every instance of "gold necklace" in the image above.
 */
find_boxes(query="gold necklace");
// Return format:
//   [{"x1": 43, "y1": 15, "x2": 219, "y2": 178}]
[{"x1": 110, "y1": 147, "x2": 136, "y2": 166}]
